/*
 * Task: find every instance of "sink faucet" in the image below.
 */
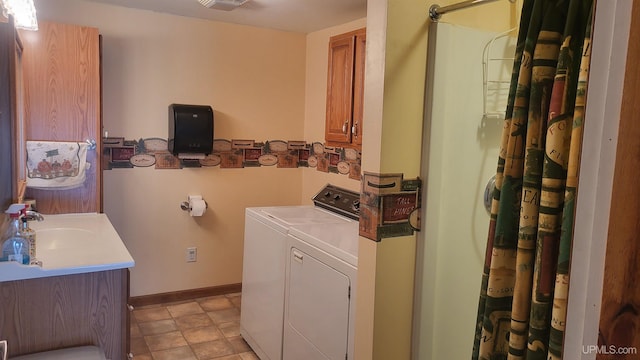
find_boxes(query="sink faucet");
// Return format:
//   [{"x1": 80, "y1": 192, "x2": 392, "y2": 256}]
[{"x1": 24, "y1": 210, "x2": 44, "y2": 221}]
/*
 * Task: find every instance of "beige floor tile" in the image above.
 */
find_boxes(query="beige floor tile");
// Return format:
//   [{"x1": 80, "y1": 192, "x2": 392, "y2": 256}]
[
  {"x1": 151, "y1": 345, "x2": 197, "y2": 360},
  {"x1": 182, "y1": 325, "x2": 225, "y2": 344},
  {"x1": 138, "y1": 319, "x2": 177, "y2": 336},
  {"x1": 213, "y1": 355, "x2": 242, "y2": 360},
  {"x1": 227, "y1": 293, "x2": 242, "y2": 308},
  {"x1": 130, "y1": 294, "x2": 257, "y2": 359},
  {"x1": 144, "y1": 330, "x2": 188, "y2": 352},
  {"x1": 191, "y1": 339, "x2": 236, "y2": 360},
  {"x1": 131, "y1": 353, "x2": 153, "y2": 360},
  {"x1": 130, "y1": 322, "x2": 142, "y2": 338},
  {"x1": 130, "y1": 336, "x2": 149, "y2": 355},
  {"x1": 167, "y1": 301, "x2": 205, "y2": 318},
  {"x1": 218, "y1": 321, "x2": 240, "y2": 338},
  {"x1": 207, "y1": 308, "x2": 241, "y2": 324},
  {"x1": 175, "y1": 313, "x2": 214, "y2": 330},
  {"x1": 199, "y1": 295, "x2": 235, "y2": 311},
  {"x1": 133, "y1": 307, "x2": 172, "y2": 322},
  {"x1": 239, "y1": 352, "x2": 260, "y2": 360},
  {"x1": 227, "y1": 336, "x2": 252, "y2": 353}
]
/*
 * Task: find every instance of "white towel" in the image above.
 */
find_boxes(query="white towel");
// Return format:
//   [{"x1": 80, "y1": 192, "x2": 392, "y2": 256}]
[{"x1": 26, "y1": 141, "x2": 90, "y2": 190}]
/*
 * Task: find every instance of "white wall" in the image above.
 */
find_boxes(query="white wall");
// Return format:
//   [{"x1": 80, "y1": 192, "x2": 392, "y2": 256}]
[
  {"x1": 35, "y1": 0, "x2": 309, "y2": 296},
  {"x1": 34, "y1": 0, "x2": 367, "y2": 296}
]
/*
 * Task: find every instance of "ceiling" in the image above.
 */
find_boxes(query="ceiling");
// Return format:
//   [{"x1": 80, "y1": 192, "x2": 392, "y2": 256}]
[{"x1": 82, "y1": 0, "x2": 368, "y2": 33}]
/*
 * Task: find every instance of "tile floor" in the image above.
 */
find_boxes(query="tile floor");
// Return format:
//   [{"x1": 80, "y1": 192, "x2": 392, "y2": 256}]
[{"x1": 130, "y1": 293, "x2": 258, "y2": 360}]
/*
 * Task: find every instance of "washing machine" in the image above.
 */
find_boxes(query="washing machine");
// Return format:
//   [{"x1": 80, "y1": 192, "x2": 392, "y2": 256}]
[
  {"x1": 241, "y1": 184, "x2": 360, "y2": 360},
  {"x1": 283, "y1": 220, "x2": 359, "y2": 360}
]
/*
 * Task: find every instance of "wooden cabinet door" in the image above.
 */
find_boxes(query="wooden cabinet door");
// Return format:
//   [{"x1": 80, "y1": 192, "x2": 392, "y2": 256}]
[
  {"x1": 352, "y1": 31, "x2": 366, "y2": 148},
  {"x1": 325, "y1": 28, "x2": 366, "y2": 149},
  {"x1": 20, "y1": 21, "x2": 101, "y2": 214},
  {"x1": 0, "y1": 269, "x2": 129, "y2": 359},
  {"x1": 325, "y1": 34, "x2": 356, "y2": 146}
]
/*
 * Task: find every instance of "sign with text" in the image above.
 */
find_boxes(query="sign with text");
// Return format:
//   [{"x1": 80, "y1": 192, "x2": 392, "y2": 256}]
[{"x1": 359, "y1": 172, "x2": 422, "y2": 241}]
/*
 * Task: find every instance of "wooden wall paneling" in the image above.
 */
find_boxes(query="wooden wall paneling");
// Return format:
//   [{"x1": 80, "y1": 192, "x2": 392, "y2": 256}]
[
  {"x1": 597, "y1": 0, "x2": 640, "y2": 357},
  {"x1": 0, "y1": 19, "x2": 16, "y2": 210},
  {"x1": 0, "y1": 269, "x2": 129, "y2": 359},
  {"x1": 19, "y1": 21, "x2": 101, "y2": 214}
]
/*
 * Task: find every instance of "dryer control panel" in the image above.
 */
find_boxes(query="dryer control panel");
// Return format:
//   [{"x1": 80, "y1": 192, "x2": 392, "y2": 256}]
[{"x1": 312, "y1": 184, "x2": 360, "y2": 220}]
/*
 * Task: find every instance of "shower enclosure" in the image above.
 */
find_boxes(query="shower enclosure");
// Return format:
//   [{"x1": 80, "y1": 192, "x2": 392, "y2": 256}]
[
  {"x1": 413, "y1": 1, "x2": 633, "y2": 359},
  {"x1": 413, "y1": 21, "x2": 516, "y2": 360}
]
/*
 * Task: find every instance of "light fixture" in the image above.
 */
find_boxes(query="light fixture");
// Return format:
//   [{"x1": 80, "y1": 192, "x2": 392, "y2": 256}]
[
  {"x1": 198, "y1": 0, "x2": 249, "y2": 11},
  {"x1": 1, "y1": 0, "x2": 38, "y2": 30}
]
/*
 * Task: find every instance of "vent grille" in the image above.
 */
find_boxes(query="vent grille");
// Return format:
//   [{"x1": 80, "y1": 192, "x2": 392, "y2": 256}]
[{"x1": 198, "y1": 0, "x2": 249, "y2": 10}]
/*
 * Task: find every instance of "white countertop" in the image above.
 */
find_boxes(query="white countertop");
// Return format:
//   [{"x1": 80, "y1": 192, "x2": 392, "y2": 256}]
[{"x1": 0, "y1": 213, "x2": 135, "y2": 282}]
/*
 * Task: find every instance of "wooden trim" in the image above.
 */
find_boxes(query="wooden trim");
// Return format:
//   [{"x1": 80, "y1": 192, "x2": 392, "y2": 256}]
[
  {"x1": 597, "y1": 0, "x2": 640, "y2": 356},
  {"x1": 328, "y1": 27, "x2": 366, "y2": 42},
  {"x1": 129, "y1": 283, "x2": 242, "y2": 307}
]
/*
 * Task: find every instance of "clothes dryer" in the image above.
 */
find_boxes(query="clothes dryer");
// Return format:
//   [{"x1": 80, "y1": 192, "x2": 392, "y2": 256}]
[
  {"x1": 241, "y1": 185, "x2": 359, "y2": 360},
  {"x1": 283, "y1": 221, "x2": 359, "y2": 360}
]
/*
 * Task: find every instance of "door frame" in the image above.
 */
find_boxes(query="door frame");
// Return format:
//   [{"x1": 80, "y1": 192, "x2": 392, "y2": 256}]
[{"x1": 564, "y1": 0, "x2": 636, "y2": 358}]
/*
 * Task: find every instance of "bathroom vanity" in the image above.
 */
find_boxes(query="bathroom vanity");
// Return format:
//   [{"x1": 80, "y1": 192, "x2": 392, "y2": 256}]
[{"x1": 0, "y1": 213, "x2": 134, "y2": 359}]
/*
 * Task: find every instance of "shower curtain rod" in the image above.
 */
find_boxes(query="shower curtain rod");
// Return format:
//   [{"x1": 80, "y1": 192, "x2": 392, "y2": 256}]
[{"x1": 429, "y1": 0, "x2": 506, "y2": 21}]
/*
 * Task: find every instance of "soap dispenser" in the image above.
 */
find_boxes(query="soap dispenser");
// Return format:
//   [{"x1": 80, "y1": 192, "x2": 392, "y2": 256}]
[
  {"x1": 20, "y1": 216, "x2": 37, "y2": 263},
  {"x1": 1, "y1": 204, "x2": 30, "y2": 265}
]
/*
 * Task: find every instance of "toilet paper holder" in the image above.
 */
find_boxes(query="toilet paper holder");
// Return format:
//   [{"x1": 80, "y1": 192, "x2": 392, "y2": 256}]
[{"x1": 180, "y1": 196, "x2": 208, "y2": 212}]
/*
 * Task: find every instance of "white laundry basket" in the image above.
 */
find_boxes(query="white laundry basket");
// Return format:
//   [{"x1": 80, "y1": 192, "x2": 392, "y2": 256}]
[{"x1": 11, "y1": 346, "x2": 106, "y2": 360}]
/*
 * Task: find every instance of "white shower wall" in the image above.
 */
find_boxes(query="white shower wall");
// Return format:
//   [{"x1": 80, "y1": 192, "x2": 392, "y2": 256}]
[{"x1": 413, "y1": 23, "x2": 516, "y2": 360}]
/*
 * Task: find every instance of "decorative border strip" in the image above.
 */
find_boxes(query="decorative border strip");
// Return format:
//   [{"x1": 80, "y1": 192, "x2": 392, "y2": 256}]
[{"x1": 102, "y1": 137, "x2": 362, "y2": 180}]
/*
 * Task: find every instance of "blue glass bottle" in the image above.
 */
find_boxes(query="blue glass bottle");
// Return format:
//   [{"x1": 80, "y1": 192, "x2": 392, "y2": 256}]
[{"x1": 1, "y1": 204, "x2": 30, "y2": 265}]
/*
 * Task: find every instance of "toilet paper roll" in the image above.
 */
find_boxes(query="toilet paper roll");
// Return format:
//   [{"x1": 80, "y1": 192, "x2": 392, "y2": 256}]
[{"x1": 189, "y1": 199, "x2": 207, "y2": 217}]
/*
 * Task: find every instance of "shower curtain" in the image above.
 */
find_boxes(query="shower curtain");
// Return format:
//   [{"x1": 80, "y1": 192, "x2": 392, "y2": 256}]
[{"x1": 472, "y1": 0, "x2": 594, "y2": 359}]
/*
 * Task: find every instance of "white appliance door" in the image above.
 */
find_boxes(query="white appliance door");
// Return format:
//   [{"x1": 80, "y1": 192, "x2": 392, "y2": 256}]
[
  {"x1": 241, "y1": 214, "x2": 287, "y2": 360},
  {"x1": 285, "y1": 247, "x2": 351, "y2": 360}
]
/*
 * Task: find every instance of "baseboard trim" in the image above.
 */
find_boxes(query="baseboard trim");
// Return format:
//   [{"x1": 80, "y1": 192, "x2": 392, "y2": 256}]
[{"x1": 129, "y1": 283, "x2": 242, "y2": 307}]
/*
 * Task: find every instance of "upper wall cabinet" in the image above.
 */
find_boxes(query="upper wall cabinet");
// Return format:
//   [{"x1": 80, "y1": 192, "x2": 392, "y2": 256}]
[
  {"x1": 325, "y1": 28, "x2": 366, "y2": 150},
  {"x1": 20, "y1": 21, "x2": 102, "y2": 214}
]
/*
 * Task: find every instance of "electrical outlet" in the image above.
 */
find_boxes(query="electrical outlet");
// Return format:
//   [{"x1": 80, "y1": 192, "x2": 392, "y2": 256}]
[{"x1": 186, "y1": 247, "x2": 197, "y2": 262}]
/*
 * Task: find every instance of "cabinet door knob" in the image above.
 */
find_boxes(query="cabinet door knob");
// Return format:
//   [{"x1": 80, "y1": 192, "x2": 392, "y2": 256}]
[
  {"x1": 127, "y1": 304, "x2": 134, "y2": 311},
  {"x1": 352, "y1": 121, "x2": 358, "y2": 137},
  {"x1": 342, "y1": 121, "x2": 349, "y2": 134}
]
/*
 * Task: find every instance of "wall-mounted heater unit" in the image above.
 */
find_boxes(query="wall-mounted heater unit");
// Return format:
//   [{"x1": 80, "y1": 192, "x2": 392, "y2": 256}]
[{"x1": 198, "y1": 0, "x2": 249, "y2": 11}]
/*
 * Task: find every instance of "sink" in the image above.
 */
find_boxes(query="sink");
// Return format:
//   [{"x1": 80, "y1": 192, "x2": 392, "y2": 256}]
[
  {"x1": 37, "y1": 228, "x2": 96, "y2": 250},
  {"x1": 1, "y1": 213, "x2": 134, "y2": 283}
]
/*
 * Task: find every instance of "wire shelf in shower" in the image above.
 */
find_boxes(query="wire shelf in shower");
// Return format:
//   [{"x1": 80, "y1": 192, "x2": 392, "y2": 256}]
[{"x1": 482, "y1": 28, "x2": 516, "y2": 119}]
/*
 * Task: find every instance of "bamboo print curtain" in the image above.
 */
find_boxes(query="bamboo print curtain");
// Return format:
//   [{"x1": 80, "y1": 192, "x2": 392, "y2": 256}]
[{"x1": 472, "y1": 0, "x2": 594, "y2": 359}]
